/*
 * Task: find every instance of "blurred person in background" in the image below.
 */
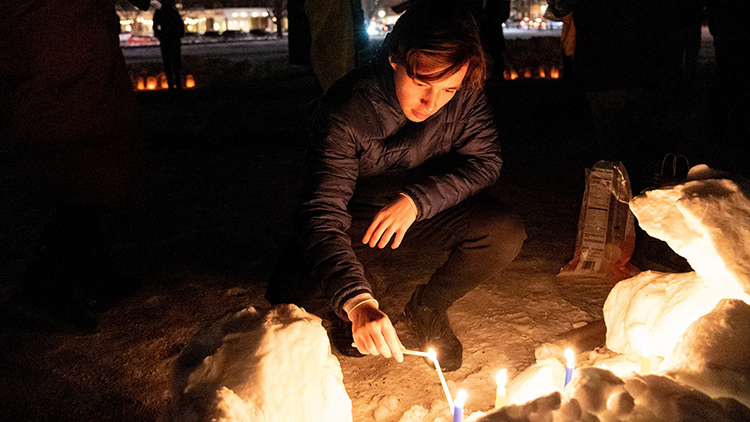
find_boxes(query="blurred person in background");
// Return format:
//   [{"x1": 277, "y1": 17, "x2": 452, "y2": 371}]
[
  {"x1": 704, "y1": 0, "x2": 750, "y2": 177},
  {"x1": 0, "y1": 0, "x2": 149, "y2": 331},
  {"x1": 153, "y1": 0, "x2": 184, "y2": 90},
  {"x1": 288, "y1": 0, "x2": 368, "y2": 93},
  {"x1": 545, "y1": 0, "x2": 577, "y2": 81}
]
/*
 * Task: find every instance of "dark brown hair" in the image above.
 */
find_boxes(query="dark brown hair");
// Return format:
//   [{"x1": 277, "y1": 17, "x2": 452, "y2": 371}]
[{"x1": 382, "y1": 1, "x2": 487, "y2": 91}]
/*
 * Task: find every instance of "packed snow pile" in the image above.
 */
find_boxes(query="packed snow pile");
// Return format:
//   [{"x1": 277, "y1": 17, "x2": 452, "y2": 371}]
[
  {"x1": 605, "y1": 167, "x2": 750, "y2": 368},
  {"x1": 602, "y1": 270, "x2": 748, "y2": 360},
  {"x1": 665, "y1": 298, "x2": 750, "y2": 407},
  {"x1": 166, "y1": 304, "x2": 352, "y2": 422},
  {"x1": 470, "y1": 366, "x2": 750, "y2": 422},
  {"x1": 628, "y1": 167, "x2": 750, "y2": 294},
  {"x1": 463, "y1": 167, "x2": 750, "y2": 421}
]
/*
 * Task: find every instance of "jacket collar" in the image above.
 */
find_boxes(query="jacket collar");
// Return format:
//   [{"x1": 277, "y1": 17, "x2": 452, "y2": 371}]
[{"x1": 372, "y1": 57, "x2": 403, "y2": 117}]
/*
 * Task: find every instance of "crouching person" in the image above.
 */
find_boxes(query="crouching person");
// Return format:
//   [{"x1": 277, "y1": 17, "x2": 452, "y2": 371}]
[{"x1": 266, "y1": 1, "x2": 525, "y2": 371}]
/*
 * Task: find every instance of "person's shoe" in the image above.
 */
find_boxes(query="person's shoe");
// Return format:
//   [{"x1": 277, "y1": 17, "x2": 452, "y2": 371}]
[
  {"x1": 404, "y1": 285, "x2": 462, "y2": 371},
  {"x1": 326, "y1": 313, "x2": 365, "y2": 358}
]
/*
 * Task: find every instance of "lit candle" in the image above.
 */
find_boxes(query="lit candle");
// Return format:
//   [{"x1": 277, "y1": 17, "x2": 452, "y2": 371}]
[
  {"x1": 494, "y1": 369, "x2": 507, "y2": 409},
  {"x1": 640, "y1": 337, "x2": 651, "y2": 375},
  {"x1": 564, "y1": 348, "x2": 575, "y2": 386},
  {"x1": 453, "y1": 390, "x2": 466, "y2": 422},
  {"x1": 428, "y1": 348, "x2": 454, "y2": 411}
]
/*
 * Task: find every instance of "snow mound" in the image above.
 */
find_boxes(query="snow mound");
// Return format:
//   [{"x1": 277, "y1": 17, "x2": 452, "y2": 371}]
[
  {"x1": 469, "y1": 367, "x2": 750, "y2": 422},
  {"x1": 167, "y1": 304, "x2": 352, "y2": 422},
  {"x1": 602, "y1": 270, "x2": 748, "y2": 359},
  {"x1": 629, "y1": 174, "x2": 750, "y2": 294},
  {"x1": 666, "y1": 298, "x2": 750, "y2": 407},
  {"x1": 605, "y1": 173, "x2": 750, "y2": 359}
]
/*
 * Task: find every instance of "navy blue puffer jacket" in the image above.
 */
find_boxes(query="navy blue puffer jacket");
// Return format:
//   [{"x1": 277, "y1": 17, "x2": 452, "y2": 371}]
[{"x1": 295, "y1": 59, "x2": 503, "y2": 318}]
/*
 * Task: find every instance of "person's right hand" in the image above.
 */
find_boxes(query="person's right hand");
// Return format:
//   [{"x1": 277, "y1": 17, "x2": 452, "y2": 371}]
[
  {"x1": 348, "y1": 302, "x2": 404, "y2": 362},
  {"x1": 362, "y1": 194, "x2": 417, "y2": 249}
]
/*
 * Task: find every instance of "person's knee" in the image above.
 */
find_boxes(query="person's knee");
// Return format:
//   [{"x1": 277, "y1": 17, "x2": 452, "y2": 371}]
[
  {"x1": 490, "y1": 210, "x2": 526, "y2": 256},
  {"x1": 471, "y1": 198, "x2": 526, "y2": 260}
]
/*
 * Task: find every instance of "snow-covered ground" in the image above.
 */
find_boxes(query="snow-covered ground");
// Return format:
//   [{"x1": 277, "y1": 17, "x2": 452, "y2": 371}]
[{"x1": 1, "y1": 28, "x2": 734, "y2": 422}]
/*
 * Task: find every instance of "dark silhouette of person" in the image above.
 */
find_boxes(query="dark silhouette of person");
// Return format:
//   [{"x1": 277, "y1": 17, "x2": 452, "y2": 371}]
[
  {"x1": 546, "y1": 0, "x2": 577, "y2": 81},
  {"x1": 704, "y1": 0, "x2": 750, "y2": 177},
  {"x1": 572, "y1": 0, "x2": 709, "y2": 188},
  {"x1": 478, "y1": 0, "x2": 511, "y2": 82},
  {"x1": 153, "y1": 0, "x2": 184, "y2": 90},
  {"x1": 679, "y1": 0, "x2": 706, "y2": 89},
  {"x1": 572, "y1": 0, "x2": 649, "y2": 174},
  {"x1": 287, "y1": 0, "x2": 368, "y2": 93},
  {"x1": 0, "y1": 0, "x2": 149, "y2": 330}
]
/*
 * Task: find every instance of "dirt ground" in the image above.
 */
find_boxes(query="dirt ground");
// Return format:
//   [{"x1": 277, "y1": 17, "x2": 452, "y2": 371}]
[{"x1": 0, "y1": 32, "x2": 723, "y2": 421}]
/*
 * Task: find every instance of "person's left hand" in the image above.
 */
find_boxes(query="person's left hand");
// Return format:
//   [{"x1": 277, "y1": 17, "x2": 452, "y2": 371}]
[
  {"x1": 362, "y1": 195, "x2": 417, "y2": 249},
  {"x1": 349, "y1": 302, "x2": 404, "y2": 362}
]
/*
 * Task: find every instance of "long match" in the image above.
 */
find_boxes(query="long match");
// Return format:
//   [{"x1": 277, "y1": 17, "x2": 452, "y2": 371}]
[{"x1": 402, "y1": 349, "x2": 431, "y2": 357}]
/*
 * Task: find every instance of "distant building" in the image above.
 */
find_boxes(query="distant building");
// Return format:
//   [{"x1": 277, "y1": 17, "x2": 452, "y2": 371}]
[
  {"x1": 116, "y1": 0, "x2": 546, "y2": 38},
  {"x1": 116, "y1": 2, "x2": 285, "y2": 36}
]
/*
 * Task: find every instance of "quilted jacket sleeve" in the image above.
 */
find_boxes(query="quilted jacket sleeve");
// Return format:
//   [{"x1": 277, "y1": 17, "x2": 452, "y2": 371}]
[{"x1": 295, "y1": 99, "x2": 372, "y2": 320}]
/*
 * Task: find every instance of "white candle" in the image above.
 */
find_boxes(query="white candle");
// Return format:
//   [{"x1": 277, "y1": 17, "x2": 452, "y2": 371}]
[
  {"x1": 564, "y1": 348, "x2": 575, "y2": 386},
  {"x1": 640, "y1": 337, "x2": 651, "y2": 375},
  {"x1": 494, "y1": 369, "x2": 507, "y2": 409},
  {"x1": 453, "y1": 390, "x2": 466, "y2": 422},
  {"x1": 428, "y1": 348, "x2": 454, "y2": 411}
]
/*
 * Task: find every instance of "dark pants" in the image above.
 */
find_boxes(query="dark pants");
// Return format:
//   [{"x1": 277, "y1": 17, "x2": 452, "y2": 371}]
[
  {"x1": 266, "y1": 192, "x2": 526, "y2": 316},
  {"x1": 159, "y1": 38, "x2": 182, "y2": 89}
]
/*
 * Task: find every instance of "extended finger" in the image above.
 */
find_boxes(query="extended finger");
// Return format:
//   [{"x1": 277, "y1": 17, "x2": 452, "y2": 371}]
[
  {"x1": 383, "y1": 327, "x2": 404, "y2": 362},
  {"x1": 362, "y1": 218, "x2": 380, "y2": 245},
  {"x1": 369, "y1": 222, "x2": 389, "y2": 248},
  {"x1": 377, "y1": 226, "x2": 397, "y2": 249},
  {"x1": 371, "y1": 332, "x2": 392, "y2": 358},
  {"x1": 390, "y1": 229, "x2": 406, "y2": 249},
  {"x1": 352, "y1": 337, "x2": 369, "y2": 355},
  {"x1": 358, "y1": 335, "x2": 381, "y2": 356}
]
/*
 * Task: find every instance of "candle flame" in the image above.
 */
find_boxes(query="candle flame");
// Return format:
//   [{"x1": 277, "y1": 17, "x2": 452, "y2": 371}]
[
  {"x1": 496, "y1": 369, "x2": 507, "y2": 390},
  {"x1": 565, "y1": 348, "x2": 575, "y2": 365},
  {"x1": 428, "y1": 348, "x2": 437, "y2": 361},
  {"x1": 455, "y1": 390, "x2": 466, "y2": 408},
  {"x1": 640, "y1": 336, "x2": 650, "y2": 357}
]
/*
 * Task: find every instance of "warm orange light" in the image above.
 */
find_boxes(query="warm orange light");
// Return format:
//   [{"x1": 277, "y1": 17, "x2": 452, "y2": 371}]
[
  {"x1": 495, "y1": 369, "x2": 507, "y2": 409},
  {"x1": 185, "y1": 74, "x2": 195, "y2": 88},
  {"x1": 159, "y1": 74, "x2": 169, "y2": 89},
  {"x1": 510, "y1": 69, "x2": 518, "y2": 80},
  {"x1": 136, "y1": 77, "x2": 145, "y2": 90},
  {"x1": 523, "y1": 69, "x2": 532, "y2": 79},
  {"x1": 146, "y1": 76, "x2": 157, "y2": 90},
  {"x1": 539, "y1": 67, "x2": 546, "y2": 79},
  {"x1": 550, "y1": 67, "x2": 560, "y2": 79}
]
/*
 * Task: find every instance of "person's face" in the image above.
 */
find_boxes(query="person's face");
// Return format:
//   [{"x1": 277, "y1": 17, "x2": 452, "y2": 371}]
[{"x1": 390, "y1": 54, "x2": 468, "y2": 122}]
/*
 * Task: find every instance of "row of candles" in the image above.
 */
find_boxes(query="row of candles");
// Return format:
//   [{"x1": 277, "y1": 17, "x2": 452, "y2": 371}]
[
  {"x1": 408, "y1": 340, "x2": 654, "y2": 422},
  {"x1": 503, "y1": 67, "x2": 561, "y2": 80},
  {"x1": 134, "y1": 74, "x2": 196, "y2": 90}
]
